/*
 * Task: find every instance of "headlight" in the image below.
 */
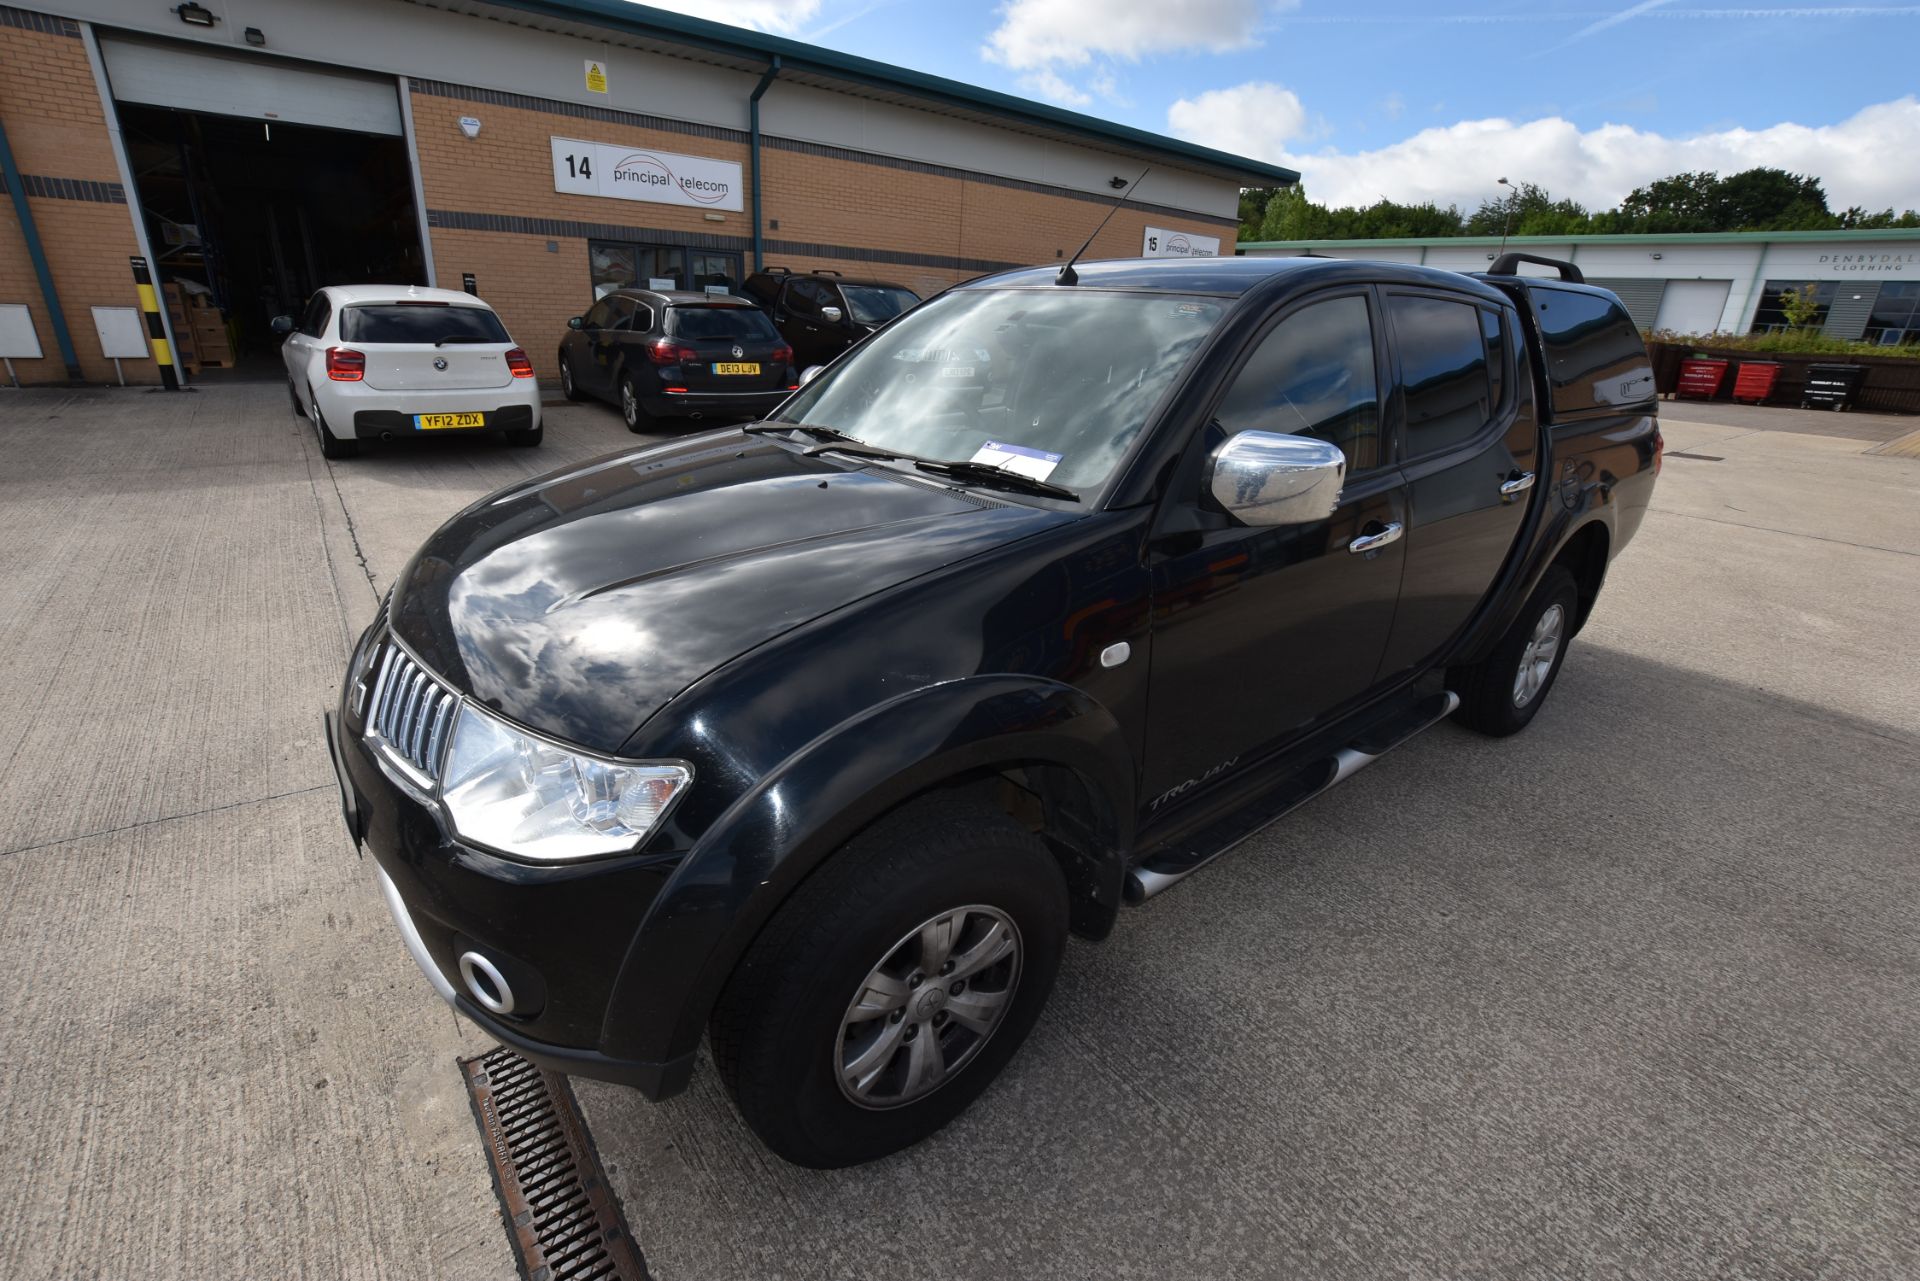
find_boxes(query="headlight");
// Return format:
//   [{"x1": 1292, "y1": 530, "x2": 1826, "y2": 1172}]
[{"x1": 440, "y1": 703, "x2": 691, "y2": 862}]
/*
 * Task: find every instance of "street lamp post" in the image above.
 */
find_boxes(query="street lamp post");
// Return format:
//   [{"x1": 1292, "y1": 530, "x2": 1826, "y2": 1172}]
[{"x1": 1497, "y1": 176, "x2": 1515, "y2": 258}]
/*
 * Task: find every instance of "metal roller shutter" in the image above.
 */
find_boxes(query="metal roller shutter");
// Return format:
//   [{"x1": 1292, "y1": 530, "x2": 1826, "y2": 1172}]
[
  {"x1": 1587, "y1": 278, "x2": 1667, "y2": 330},
  {"x1": 100, "y1": 35, "x2": 402, "y2": 136}
]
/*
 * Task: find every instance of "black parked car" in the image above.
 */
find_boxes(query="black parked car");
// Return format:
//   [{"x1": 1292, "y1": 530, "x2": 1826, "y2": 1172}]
[
  {"x1": 556, "y1": 288, "x2": 798, "y2": 431},
  {"x1": 328, "y1": 253, "x2": 1660, "y2": 1168},
  {"x1": 741, "y1": 267, "x2": 921, "y2": 369}
]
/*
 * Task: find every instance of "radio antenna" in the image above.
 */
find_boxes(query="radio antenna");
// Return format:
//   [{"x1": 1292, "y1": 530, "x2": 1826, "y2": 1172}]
[{"x1": 1056, "y1": 166, "x2": 1150, "y2": 286}]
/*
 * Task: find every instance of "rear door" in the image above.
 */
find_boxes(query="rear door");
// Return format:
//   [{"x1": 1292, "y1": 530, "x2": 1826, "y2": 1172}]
[
  {"x1": 1373, "y1": 289, "x2": 1539, "y2": 678},
  {"x1": 777, "y1": 278, "x2": 840, "y2": 368},
  {"x1": 341, "y1": 302, "x2": 515, "y2": 392},
  {"x1": 665, "y1": 305, "x2": 791, "y2": 394},
  {"x1": 584, "y1": 296, "x2": 637, "y2": 395}
]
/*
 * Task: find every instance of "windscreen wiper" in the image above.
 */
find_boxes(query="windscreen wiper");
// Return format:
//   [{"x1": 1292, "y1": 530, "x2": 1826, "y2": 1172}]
[
  {"x1": 741, "y1": 422, "x2": 848, "y2": 441},
  {"x1": 912, "y1": 458, "x2": 1078, "y2": 502}
]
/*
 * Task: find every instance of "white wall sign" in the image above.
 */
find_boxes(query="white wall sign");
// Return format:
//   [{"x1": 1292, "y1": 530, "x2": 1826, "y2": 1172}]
[
  {"x1": 0, "y1": 303, "x2": 43, "y2": 359},
  {"x1": 1143, "y1": 226, "x2": 1221, "y2": 259},
  {"x1": 91, "y1": 307, "x2": 149, "y2": 359},
  {"x1": 550, "y1": 136, "x2": 743, "y2": 212}
]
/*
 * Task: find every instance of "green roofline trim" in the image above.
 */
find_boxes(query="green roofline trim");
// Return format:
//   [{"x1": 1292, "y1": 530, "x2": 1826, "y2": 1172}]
[
  {"x1": 1237, "y1": 229, "x2": 1920, "y2": 249},
  {"x1": 482, "y1": 0, "x2": 1301, "y2": 187}
]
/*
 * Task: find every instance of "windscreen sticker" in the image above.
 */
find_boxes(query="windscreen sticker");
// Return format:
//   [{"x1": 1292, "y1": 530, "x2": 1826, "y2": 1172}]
[{"x1": 971, "y1": 440, "x2": 1062, "y2": 480}]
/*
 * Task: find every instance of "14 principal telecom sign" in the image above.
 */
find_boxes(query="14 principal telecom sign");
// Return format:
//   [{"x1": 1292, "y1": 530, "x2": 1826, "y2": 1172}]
[{"x1": 550, "y1": 136, "x2": 744, "y2": 212}]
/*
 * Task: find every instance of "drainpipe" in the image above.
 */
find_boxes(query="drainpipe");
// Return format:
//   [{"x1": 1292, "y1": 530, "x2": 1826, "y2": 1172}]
[
  {"x1": 0, "y1": 116, "x2": 82, "y2": 381},
  {"x1": 749, "y1": 56, "x2": 781, "y2": 273}
]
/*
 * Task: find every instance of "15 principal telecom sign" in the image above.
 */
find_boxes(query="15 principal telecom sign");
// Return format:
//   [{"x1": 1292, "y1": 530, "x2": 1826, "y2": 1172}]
[{"x1": 550, "y1": 136, "x2": 744, "y2": 212}]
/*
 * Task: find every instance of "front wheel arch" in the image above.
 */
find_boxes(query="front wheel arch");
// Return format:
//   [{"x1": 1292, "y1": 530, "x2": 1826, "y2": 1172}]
[{"x1": 599, "y1": 679, "x2": 1134, "y2": 1069}]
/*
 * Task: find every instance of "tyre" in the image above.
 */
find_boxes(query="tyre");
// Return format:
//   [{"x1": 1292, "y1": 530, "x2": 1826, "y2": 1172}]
[
  {"x1": 619, "y1": 374, "x2": 651, "y2": 434},
  {"x1": 309, "y1": 392, "x2": 358, "y2": 460},
  {"x1": 504, "y1": 425, "x2": 544, "y2": 448},
  {"x1": 287, "y1": 379, "x2": 304, "y2": 417},
  {"x1": 710, "y1": 795, "x2": 1068, "y2": 1168},
  {"x1": 1452, "y1": 564, "x2": 1578, "y2": 737},
  {"x1": 558, "y1": 355, "x2": 585, "y2": 402}
]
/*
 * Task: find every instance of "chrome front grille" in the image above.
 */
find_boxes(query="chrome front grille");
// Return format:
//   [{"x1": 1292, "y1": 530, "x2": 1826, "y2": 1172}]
[{"x1": 365, "y1": 640, "x2": 459, "y2": 784}]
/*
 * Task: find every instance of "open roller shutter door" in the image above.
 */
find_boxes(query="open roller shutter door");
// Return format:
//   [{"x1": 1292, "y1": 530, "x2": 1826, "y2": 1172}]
[{"x1": 100, "y1": 36, "x2": 402, "y2": 136}]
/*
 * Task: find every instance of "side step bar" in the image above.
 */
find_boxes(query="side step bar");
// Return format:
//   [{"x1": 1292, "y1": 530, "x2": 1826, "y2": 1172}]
[{"x1": 1125, "y1": 691, "x2": 1460, "y2": 903}]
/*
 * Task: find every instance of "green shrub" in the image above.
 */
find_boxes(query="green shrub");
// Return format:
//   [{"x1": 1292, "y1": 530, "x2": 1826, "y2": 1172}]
[{"x1": 1643, "y1": 329, "x2": 1920, "y2": 360}]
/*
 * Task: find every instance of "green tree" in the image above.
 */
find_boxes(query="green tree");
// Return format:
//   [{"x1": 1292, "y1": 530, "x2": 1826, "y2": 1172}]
[
  {"x1": 1777, "y1": 283, "x2": 1823, "y2": 329},
  {"x1": 1464, "y1": 183, "x2": 1590, "y2": 237}
]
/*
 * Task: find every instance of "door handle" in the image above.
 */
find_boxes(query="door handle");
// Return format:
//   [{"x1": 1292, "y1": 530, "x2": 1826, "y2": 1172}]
[
  {"x1": 1348, "y1": 521, "x2": 1403, "y2": 555},
  {"x1": 1500, "y1": 471, "x2": 1536, "y2": 497}
]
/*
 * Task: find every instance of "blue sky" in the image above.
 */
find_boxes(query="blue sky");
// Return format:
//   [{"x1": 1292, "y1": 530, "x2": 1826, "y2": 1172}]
[{"x1": 646, "y1": 1, "x2": 1920, "y2": 214}]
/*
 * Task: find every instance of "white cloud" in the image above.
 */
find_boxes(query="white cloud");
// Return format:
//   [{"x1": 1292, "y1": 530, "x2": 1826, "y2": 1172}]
[
  {"x1": 633, "y1": 0, "x2": 823, "y2": 35},
  {"x1": 1020, "y1": 68, "x2": 1092, "y2": 107},
  {"x1": 983, "y1": 0, "x2": 1272, "y2": 70},
  {"x1": 1166, "y1": 82, "x2": 1309, "y2": 164},
  {"x1": 1165, "y1": 85, "x2": 1920, "y2": 214}
]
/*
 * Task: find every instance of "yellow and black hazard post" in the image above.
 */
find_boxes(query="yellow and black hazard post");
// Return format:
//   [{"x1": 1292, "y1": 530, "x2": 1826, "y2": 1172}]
[{"x1": 129, "y1": 255, "x2": 180, "y2": 390}]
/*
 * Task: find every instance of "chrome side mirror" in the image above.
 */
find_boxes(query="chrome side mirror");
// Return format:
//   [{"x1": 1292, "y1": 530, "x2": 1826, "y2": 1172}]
[
  {"x1": 820, "y1": 306, "x2": 844, "y2": 324},
  {"x1": 798, "y1": 365, "x2": 826, "y2": 387},
  {"x1": 1208, "y1": 431, "x2": 1345, "y2": 526}
]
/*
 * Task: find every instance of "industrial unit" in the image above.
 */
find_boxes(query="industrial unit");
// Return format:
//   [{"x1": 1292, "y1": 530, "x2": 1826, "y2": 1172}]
[
  {"x1": 1239, "y1": 230, "x2": 1920, "y2": 342},
  {"x1": 0, "y1": 0, "x2": 1294, "y2": 386}
]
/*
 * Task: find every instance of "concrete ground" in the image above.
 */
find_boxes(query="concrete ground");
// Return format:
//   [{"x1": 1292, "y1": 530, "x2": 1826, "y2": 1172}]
[{"x1": 1, "y1": 385, "x2": 1915, "y2": 1280}]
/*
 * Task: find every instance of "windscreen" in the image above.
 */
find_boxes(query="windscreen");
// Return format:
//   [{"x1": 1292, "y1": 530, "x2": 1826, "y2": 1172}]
[
  {"x1": 770, "y1": 288, "x2": 1228, "y2": 492},
  {"x1": 668, "y1": 306, "x2": 780, "y2": 341},
  {"x1": 842, "y1": 285, "x2": 920, "y2": 327},
  {"x1": 340, "y1": 304, "x2": 509, "y2": 345}
]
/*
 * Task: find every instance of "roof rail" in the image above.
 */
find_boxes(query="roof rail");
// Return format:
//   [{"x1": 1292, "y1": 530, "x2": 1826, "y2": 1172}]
[
  {"x1": 761, "y1": 265, "x2": 792, "y2": 275},
  {"x1": 1486, "y1": 252, "x2": 1585, "y2": 284},
  {"x1": 810, "y1": 268, "x2": 843, "y2": 276}
]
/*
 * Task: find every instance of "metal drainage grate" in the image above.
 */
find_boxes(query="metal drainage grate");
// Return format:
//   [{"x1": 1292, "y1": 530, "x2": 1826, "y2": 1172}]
[{"x1": 461, "y1": 1048, "x2": 648, "y2": 1281}]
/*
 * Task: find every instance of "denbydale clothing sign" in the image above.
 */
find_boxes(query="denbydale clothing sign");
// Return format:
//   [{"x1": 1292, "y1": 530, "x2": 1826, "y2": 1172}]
[{"x1": 550, "y1": 136, "x2": 744, "y2": 212}]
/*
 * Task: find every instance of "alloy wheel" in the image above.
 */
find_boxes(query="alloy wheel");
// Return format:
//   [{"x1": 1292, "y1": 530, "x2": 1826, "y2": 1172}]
[
  {"x1": 621, "y1": 380, "x2": 638, "y2": 427},
  {"x1": 1512, "y1": 602, "x2": 1565, "y2": 707},
  {"x1": 835, "y1": 904, "x2": 1021, "y2": 1110}
]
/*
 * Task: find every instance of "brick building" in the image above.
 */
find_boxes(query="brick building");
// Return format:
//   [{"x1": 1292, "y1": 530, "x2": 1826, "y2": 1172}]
[{"x1": 0, "y1": 0, "x2": 1294, "y2": 386}]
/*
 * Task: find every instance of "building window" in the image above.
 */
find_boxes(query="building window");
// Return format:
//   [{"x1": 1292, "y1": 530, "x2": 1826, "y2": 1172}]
[
  {"x1": 589, "y1": 239, "x2": 740, "y2": 299},
  {"x1": 1748, "y1": 280, "x2": 1837, "y2": 333},
  {"x1": 1865, "y1": 282, "x2": 1920, "y2": 346}
]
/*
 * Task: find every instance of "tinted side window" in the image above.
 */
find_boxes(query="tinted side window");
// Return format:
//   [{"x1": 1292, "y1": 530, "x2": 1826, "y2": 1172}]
[
  {"x1": 1481, "y1": 307, "x2": 1505, "y2": 411},
  {"x1": 741, "y1": 274, "x2": 780, "y2": 306},
  {"x1": 1531, "y1": 285, "x2": 1654, "y2": 413},
  {"x1": 1388, "y1": 294, "x2": 1491, "y2": 455},
  {"x1": 605, "y1": 297, "x2": 637, "y2": 331},
  {"x1": 302, "y1": 295, "x2": 331, "y2": 337},
  {"x1": 1216, "y1": 294, "x2": 1382, "y2": 473},
  {"x1": 583, "y1": 299, "x2": 616, "y2": 330},
  {"x1": 787, "y1": 280, "x2": 834, "y2": 315}
]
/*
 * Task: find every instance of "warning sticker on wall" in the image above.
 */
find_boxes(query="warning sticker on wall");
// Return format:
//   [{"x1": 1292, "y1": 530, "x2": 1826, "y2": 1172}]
[{"x1": 584, "y1": 60, "x2": 609, "y2": 94}]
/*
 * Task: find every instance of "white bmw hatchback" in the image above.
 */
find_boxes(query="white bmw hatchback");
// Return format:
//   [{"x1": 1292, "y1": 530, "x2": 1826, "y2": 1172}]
[{"x1": 275, "y1": 285, "x2": 543, "y2": 459}]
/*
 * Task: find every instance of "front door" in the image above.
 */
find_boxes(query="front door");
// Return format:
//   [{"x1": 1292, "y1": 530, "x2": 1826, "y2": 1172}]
[
  {"x1": 1143, "y1": 290, "x2": 1407, "y2": 812},
  {"x1": 1374, "y1": 290, "x2": 1538, "y2": 678}
]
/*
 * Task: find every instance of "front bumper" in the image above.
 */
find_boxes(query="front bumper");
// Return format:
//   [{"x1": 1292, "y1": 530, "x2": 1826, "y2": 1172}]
[{"x1": 324, "y1": 699, "x2": 697, "y2": 1099}]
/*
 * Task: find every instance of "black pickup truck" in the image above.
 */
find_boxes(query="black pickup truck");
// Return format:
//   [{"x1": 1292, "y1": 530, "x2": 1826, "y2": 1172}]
[{"x1": 327, "y1": 253, "x2": 1660, "y2": 1167}]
